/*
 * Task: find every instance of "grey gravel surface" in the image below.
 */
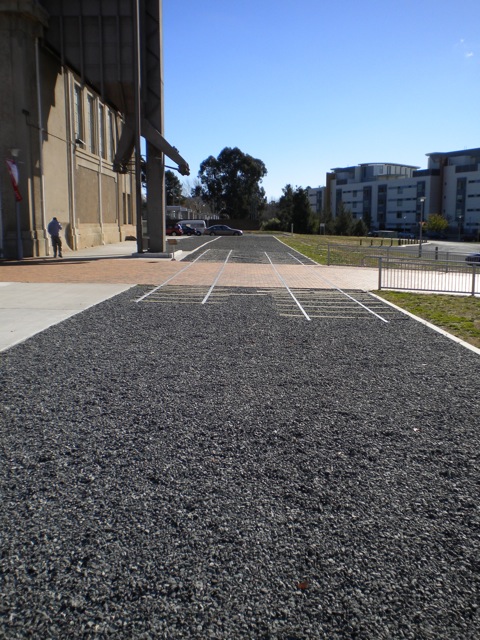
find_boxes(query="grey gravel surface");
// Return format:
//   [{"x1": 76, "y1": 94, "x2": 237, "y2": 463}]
[{"x1": 1, "y1": 236, "x2": 480, "y2": 639}]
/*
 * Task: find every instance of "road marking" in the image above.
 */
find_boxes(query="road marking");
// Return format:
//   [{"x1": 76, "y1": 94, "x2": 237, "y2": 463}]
[
  {"x1": 284, "y1": 259, "x2": 390, "y2": 323},
  {"x1": 202, "y1": 250, "x2": 233, "y2": 304},
  {"x1": 135, "y1": 250, "x2": 211, "y2": 302},
  {"x1": 265, "y1": 252, "x2": 311, "y2": 321}
]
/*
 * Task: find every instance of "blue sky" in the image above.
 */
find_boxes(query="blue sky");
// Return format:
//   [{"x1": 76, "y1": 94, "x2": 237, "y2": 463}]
[{"x1": 162, "y1": 0, "x2": 480, "y2": 201}]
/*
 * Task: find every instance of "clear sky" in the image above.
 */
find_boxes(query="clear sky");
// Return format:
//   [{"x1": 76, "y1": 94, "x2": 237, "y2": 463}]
[{"x1": 162, "y1": 0, "x2": 480, "y2": 201}]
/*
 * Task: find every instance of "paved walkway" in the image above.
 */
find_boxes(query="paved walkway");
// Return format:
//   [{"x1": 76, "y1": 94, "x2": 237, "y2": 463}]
[{"x1": 0, "y1": 240, "x2": 379, "y2": 351}]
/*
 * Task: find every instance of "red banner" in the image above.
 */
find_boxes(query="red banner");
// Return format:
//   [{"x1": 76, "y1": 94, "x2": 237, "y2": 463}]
[{"x1": 5, "y1": 158, "x2": 22, "y2": 202}]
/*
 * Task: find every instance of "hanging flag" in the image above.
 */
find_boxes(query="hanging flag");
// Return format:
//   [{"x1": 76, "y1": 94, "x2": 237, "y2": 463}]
[{"x1": 6, "y1": 158, "x2": 22, "y2": 202}]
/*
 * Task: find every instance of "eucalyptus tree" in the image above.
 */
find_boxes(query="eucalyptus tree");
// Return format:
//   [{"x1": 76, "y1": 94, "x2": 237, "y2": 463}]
[{"x1": 197, "y1": 147, "x2": 267, "y2": 218}]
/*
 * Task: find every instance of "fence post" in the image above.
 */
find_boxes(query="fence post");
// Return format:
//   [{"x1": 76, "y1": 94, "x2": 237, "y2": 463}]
[
  {"x1": 435, "y1": 246, "x2": 439, "y2": 261},
  {"x1": 472, "y1": 265, "x2": 477, "y2": 297},
  {"x1": 378, "y1": 257, "x2": 383, "y2": 290}
]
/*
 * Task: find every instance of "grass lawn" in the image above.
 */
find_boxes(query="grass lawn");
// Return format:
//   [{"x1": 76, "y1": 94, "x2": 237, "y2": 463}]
[
  {"x1": 375, "y1": 291, "x2": 480, "y2": 349},
  {"x1": 275, "y1": 233, "x2": 480, "y2": 350}
]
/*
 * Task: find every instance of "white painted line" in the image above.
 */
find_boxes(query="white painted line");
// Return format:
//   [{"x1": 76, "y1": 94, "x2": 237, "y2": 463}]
[
  {"x1": 265, "y1": 252, "x2": 311, "y2": 321},
  {"x1": 286, "y1": 258, "x2": 389, "y2": 323},
  {"x1": 135, "y1": 249, "x2": 211, "y2": 302},
  {"x1": 288, "y1": 252, "x2": 309, "y2": 265},
  {"x1": 276, "y1": 247, "x2": 389, "y2": 323},
  {"x1": 202, "y1": 250, "x2": 233, "y2": 304}
]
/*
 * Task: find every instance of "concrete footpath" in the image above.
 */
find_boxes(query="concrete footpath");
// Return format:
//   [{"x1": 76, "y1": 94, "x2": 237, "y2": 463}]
[
  {"x1": 0, "y1": 242, "x2": 138, "y2": 351},
  {"x1": 0, "y1": 239, "x2": 381, "y2": 352}
]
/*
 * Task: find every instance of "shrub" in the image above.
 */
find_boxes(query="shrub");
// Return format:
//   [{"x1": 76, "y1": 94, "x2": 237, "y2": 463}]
[{"x1": 261, "y1": 217, "x2": 283, "y2": 231}]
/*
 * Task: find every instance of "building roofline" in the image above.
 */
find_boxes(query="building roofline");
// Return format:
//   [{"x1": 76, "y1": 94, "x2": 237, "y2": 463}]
[
  {"x1": 427, "y1": 147, "x2": 480, "y2": 159},
  {"x1": 331, "y1": 162, "x2": 420, "y2": 171}
]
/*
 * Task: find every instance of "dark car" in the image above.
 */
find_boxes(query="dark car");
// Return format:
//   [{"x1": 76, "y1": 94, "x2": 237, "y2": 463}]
[
  {"x1": 180, "y1": 224, "x2": 201, "y2": 236},
  {"x1": 166, "y1": 223, "x2": 183, "y2": 236},
  {"x1": 426, "y1": 232, "x2": 447, "y2": 240},
  {"x1": 205, "y1": 225, "x2": 243, "y2": 236},
  {"x1": 465, "y1": 253, "x2": 480, "y2": 263}
]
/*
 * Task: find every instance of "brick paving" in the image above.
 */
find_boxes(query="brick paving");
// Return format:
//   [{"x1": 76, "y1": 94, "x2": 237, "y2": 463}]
[{"x1": 0, "y1": 256, "x2": 379, "y2": 290}]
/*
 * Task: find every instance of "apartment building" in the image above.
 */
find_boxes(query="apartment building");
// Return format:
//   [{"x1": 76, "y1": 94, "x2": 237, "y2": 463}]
[
  {"x1": 327, "y1": 162, "x2": 439, "y2": 234},
  {"x1": 322, "y1": 148, "x2": 480, "y2": 238},
  {"x1": 427, "y1": 149, "x2": 480, "y2": 238},
  {"x1": 307, "y1": 187, "x2": 324, "y2": 213}
]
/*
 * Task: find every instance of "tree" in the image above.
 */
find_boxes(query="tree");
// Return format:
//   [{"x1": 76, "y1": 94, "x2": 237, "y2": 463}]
[
  {"x1": 333, "y1": 203, "x2": 354, "y2": 236},
  {"x1": 277, "y1": 185, "x2": 312, "y2": 233},
  {"x1": 291, "y1": 187, "x2": 312, "y2": 233},
  {"x1": 319, "y1": 205, "x2": 334, "y2": 235},
  {"x1": 197, "y1": 147, "x2": 267, "y2": 219},
  {"x1": 425, "y1": 213, "x2": 448, "y2": 234},
  {"x1": 351, "y1": 218, "x2": 368, "y2": 236},
  {"x1": 165, "y1": 170, "x2": 184, "y2": 206}
]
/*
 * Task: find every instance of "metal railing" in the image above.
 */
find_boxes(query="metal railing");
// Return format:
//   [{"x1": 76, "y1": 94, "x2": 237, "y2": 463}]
[
  {"x1": 327, "y1": 243, "x2": 471, "y2": 267},
  {"x1": 378, "y1": 258, "x2": 479, "y2": 295}
]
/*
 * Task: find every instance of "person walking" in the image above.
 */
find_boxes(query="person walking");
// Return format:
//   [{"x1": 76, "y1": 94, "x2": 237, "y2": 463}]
[{"x1": 47, "y1": 217, "x2": 63, "y2": 258}]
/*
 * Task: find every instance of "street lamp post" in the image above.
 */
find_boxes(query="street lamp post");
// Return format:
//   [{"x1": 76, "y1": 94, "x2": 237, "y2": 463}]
[{"x1": 418, "y1": 197, "x2": 426, "y2": 257}]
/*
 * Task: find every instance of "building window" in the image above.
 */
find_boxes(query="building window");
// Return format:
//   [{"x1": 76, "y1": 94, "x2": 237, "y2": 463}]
[
  {"x1": 108, "y1": 111, "x2": 115, "y2": 162},
  {"x1": 87, "y1": 94, "x2": 96, "y2": 155},
  {"x1": 74, "y1": 84, "x2": 83, "y2": 143},
  {"x1": 99, "y1": 104, "x2": 106, "y2": 160}
]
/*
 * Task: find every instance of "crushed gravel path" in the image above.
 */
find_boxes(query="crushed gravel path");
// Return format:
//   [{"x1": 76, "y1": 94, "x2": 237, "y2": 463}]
[{"x1": 1, "y1": 237, "x2": 479, "y2": 638}]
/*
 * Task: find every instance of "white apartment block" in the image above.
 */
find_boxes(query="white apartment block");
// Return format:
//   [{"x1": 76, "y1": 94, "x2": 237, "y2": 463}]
[
  {"x1": 307, "y1": 187, "x2": 324, "y2": 213},
  {"x1": 321, "y1": 148, "x2": 480, "y2": 239},
  {"x1": 428, "y1": 149, "x2": 480, "y2": 238}
]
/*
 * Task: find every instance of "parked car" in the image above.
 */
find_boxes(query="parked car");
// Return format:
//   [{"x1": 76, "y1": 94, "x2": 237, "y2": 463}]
[
  {"x1": 205, "y1": 225, "x2": 243, "y2": 236},
  {"x1": 179, "y1": 220, "x2": 207, "y2": 234},
  {"x1": 180, "y1": 223, "x2": 201, "y2": 236},
  {"x1": 166, "y1": 223, "x2": 183, "y2": 236},
  {"x1": 465, "y1": 253, "x2": 480, "y2": 263}
]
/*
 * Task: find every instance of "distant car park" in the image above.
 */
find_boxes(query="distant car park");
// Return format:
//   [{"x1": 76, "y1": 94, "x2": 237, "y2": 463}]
[
  {"x1": 166, "y1": 223, "x2": 183, "y2": 236},
  {"x1": 426, "y1": 232, "x2": 447, "y2": 240},
  {"x1": 205, "y1": 225, "x2": 243, "y2": 236},
  {"x1": 180, "y1": 224, "x2": 201, "y2": 236},
  {"x1": 465, "y1": 253, "x2": 480, "y2": 263},
  {"x1": 367, "y1": 230, "x2": 397, "y2": 238}
]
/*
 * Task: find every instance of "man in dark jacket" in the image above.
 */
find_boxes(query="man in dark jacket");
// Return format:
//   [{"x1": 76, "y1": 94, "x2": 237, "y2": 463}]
[{"x1": 47, "y1": 217, "x2": 63, "y2": 258}]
